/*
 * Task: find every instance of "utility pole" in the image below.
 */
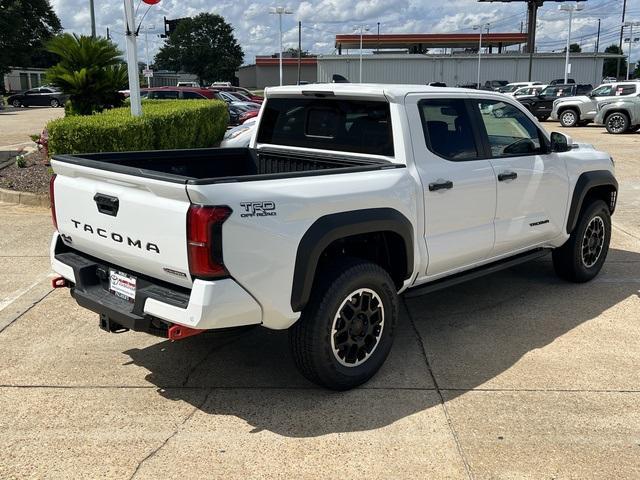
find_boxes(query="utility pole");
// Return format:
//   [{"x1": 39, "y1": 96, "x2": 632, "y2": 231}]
[
  {"x1": 377, "y1": 22, "x2": 380, "y2": 53},
  {"x1": 617, "y1": 0, "x2": 627, "y2": 79},
  {"x1": 106, "y1": 27, "x2": 110, "y2": 40},
  {"x1": 89, "y1": 0, "x2": 96, "y2": 38},
  {"x1": 595, "y1": 18, "x2": 601, "y2": 53},
  {"x1": 270, "y1": 7, "x2": 293, "y2": 86},
  {"x1": 354, "y1": 24, "x2": 369, "y2": 83},
  {"x1": 623, "y1": 22, "x2": 640, "y2": 80},
  {"x1": 297, "y1": 21, "x2": 301, "y2": 85},
  {"x1": 519, "y1": 21, "x2": 523, "y2": 53},
  {"x1": 474, "y1": 23, "x2": 490, "y2": 88}
]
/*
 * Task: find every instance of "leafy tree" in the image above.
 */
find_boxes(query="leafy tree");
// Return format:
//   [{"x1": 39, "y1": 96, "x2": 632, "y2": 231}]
[
  {"x1": 602, "y1": 44, "x2": 627, "y2": 78},
  {"x1": 0, "y1": 0, "x2": 62, "y2": 78},
  {"x1": 154, "y1": 13, "x2": 243, "y2": 84},
  {"x1": 45, "y1": 34, "x2": 128, "y2": 115},
  {"x1": 284, "y1": 47, "x2": 311, "y2": 58}
]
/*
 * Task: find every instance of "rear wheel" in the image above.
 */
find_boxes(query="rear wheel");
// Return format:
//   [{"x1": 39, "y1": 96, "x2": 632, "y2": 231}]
[
  {"x1": 50, "y1": 98, "x2": 60, "y2": 108},
  {"x1": 559, "y1": 109, "x2": 579, "y2": 127},
  {"x1": 552, "y1": 200, "x2": 611, "y2": 283},
  {"x1": 11, "y1": 99, "x2": 21, "y2": 107},
  {"x1": 605, "y1": 112, "x2": 630, "y2": 134},
  {"x1": 289, "y1": 259, "x2": 398, "y2": 390}
]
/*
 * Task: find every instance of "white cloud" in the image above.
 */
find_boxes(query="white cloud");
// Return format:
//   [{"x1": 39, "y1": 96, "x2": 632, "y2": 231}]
[{"x1": 48, "y1": 0, "x2": 624, "y2": 67}]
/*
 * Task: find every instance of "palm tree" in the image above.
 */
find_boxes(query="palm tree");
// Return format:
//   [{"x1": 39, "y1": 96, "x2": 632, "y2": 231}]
[{"x1": 45, "y1": 33, "x2": 128, "y2": 115}]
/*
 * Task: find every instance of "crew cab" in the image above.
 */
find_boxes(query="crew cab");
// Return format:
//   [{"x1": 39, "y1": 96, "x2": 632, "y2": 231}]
[
  {"x1": 551, "y1": 82, "x2": 640, "y2": 127},
  {"x1": 593, "y1": 94, "x2": 640, "y2": 134},
  {"x1": 517, "y1": 83, "x2": 593, "y2": 121},
  {"x1": 49, "y1": 84, "x2": 618, "y2": 390}
]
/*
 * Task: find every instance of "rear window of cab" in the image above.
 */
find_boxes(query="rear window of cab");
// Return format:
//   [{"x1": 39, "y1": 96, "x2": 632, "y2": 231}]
[{"x1": 257, "y1": 98, "x2": 394, "y2": 157}]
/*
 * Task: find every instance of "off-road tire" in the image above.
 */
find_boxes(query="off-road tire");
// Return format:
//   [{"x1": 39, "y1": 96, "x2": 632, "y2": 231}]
[
  {"x1": 552, "y1": 199, "x2": 611, "y2": 282},
  {"x1": 559, "y1": 108, "x2": 579, "y2": 127},
  {"x1": 289, "y1": 258, "x2": 398, "y2": 390},
  {"x1": 605, "y1": 112, "x2": 630, "y2": 134}
]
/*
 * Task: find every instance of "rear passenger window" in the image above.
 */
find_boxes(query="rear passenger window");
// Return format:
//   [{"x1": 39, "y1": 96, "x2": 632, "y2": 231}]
[
  {"x1": 475, "y1": 100, "x2": 544, "y2": 158},
  {"x1": 257, "y1": 98, "x2": 394, "y2": 156},
  {"x1": 616, "y1": 85, "x2": 637, "y2": 96},
  {"x1": 418, "y1": 99, "x2": 480, "y2": 161}
]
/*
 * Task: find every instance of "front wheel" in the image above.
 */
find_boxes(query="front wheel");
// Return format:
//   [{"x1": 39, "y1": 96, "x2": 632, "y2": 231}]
[
  {"x1": 605, "y1": 112, "x2": 630, "y2": 134},
  {"x1": 552, "y1": 200, "x2": 611, "y2": 282},
  {"x1": 559, "y1": 109, "x2": 579, "y2": 127},
  {"x1": 50, "y1": 98, "x2": 60, "y2": 108},
  {"x1": 289, "y1": 259, "x2": 398, "y2": 390},
  {"x1": 12, "y1": 99, "x2": 21, "y2": 107}
]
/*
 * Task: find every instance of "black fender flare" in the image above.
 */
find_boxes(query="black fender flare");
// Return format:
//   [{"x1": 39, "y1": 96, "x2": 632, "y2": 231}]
[
  {"x1": 290, "y1": 208, "x2": 414, "y2": 312},
  {"x1": 566, "y1": 170, "x2": 618, "y2": 234}
]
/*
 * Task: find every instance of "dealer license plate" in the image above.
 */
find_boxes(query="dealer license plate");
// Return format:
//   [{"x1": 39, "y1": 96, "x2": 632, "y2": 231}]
[{"x1": 109, "y1": 269, "x2": 137, "y2": 303}]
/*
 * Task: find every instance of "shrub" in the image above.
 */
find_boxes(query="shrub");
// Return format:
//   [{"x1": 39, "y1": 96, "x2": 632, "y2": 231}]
[{"x1": 47, "y1": 99, "x2": 228, "y2": 155}]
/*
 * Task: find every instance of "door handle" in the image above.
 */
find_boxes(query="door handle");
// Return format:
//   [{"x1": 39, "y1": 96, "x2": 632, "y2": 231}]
[
  {"x1": 498, "y1": 171, "x2": 518, "y2": 182},
  {"x1": 428, "y1": 180, "x2": 454, "y2": 191},
  {"x1": 94, "y1": 193, "x2": 119, "y2": 217}
]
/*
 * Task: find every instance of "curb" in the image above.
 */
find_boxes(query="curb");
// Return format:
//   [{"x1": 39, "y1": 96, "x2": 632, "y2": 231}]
[{"x1": 0, "y1": 187, "x2": 50, "y2": 208}]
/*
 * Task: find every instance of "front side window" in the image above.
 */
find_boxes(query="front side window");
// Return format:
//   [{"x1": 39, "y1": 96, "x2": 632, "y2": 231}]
[
  {"x1": 418, "y1": 98, "x2": 480, "y2": 161},
  {"x1": 591, "y1": 85, "x2": 614, "y2": 96},
  {"x1": 475, "y1": 100, "x2": 544, "y2": 158},
  {"x1": 257, "y1": 98, "x2": 393, "y2": 156}
]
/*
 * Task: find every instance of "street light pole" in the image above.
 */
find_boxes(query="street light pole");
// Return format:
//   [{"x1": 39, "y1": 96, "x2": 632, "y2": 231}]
[
  {"x1": 473, "y1": 23, "x2": 489, "y2": 89},
  {"x1": 623, "y1": 22, "x2": 640, "y2": 80},
  {"x1": 123, "y1": 0, "x2": 142, "y2": 116},
  {"x1": 270, "y1": 7, "x2": 293, "y2": 86},
  {"x1": 354, "y1": 24, "x2": 370, "y2": 83},
  {"x1": 559, "y1": 3, "x2": 584, "y2": 85},
  {"x1": 89, "y1": 0, "x2": 96, "y2": 38}
]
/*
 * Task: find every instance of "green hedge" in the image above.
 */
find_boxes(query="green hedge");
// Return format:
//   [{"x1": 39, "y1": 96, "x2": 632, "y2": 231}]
[{"x1": 47, "y1": 99, "x2": 229, "y2": 155}]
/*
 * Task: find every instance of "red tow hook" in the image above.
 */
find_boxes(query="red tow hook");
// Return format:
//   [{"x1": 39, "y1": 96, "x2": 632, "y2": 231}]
[
  {"x1": 168, "y1": 324, "x2": 204, "y2": 341},
  {"x1": 51, "y1": 276, "x2": 68, "y2": 288}
]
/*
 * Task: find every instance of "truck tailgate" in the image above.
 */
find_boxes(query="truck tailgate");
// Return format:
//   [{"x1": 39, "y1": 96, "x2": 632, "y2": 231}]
[{"x1": 51, "y1": 160, "x2": 193, "y2": 289}]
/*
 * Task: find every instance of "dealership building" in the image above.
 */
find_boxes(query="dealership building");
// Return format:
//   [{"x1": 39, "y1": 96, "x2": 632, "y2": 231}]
[{"x1": 237, "y1": 33, "x2": 621, "y2": 89}]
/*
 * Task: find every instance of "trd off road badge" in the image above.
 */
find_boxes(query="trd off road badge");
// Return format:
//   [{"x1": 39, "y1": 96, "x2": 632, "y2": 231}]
[{"x1": 239, "y1": 201, "x2": 277, "y2": 218}]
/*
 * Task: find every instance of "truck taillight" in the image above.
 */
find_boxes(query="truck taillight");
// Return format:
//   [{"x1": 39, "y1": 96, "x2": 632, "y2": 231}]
[
  {"x1": 187, "y1": 205, "x2": 232, "y2": 279},
  {"x1": 49, "y1": 174, "x2": 58, "y2": 230}
]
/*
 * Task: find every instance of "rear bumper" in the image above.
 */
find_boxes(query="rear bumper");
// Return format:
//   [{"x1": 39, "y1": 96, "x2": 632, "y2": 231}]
[{"x1": 50, "y1": 233, "x2": 262, "y2": 333}]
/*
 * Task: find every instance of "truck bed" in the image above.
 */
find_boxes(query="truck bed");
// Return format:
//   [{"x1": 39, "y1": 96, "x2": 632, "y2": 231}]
[{"x1": 52, "y1": 147, "x2": 398, "y2": 185}]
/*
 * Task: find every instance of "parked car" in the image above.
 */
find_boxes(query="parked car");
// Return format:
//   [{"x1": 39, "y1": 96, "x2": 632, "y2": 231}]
[
  {"x1": 510, "y1": 85, "x2": 547, "y2": 98},
  {"x1": 176, "y1": 81, "x2": 199, "y2": 87},
  {"x1": 220, "y1": 119, "x2": 256, "y2": 148},
  {"x1": 7, "y1": 87, "x2": 68, "y2": 108},
  {"x1": 456, "y1": 82, "x2": 479, "y2": 89},
  {"x1": 228, "y1": 103, "x2": 258, "y2": 126},
  {"x1": 549, "y1": 78, "x2": 576, "y2": 85},
  {"x1": 238, "y1": 109, "x2": 260, "y2": 124},
  {"x1": 551, "y1": 82, "x2": 640, "y2": 127},
  {"x1": 593, "y1": 94, "x2": 640, "y2": 134},
  {"x1": 484, "y1": 80, "x2": 509, "y2": 91},
  {"x1": 49, "y1": 83, "x2": 617, "y2": 390},
  {"x1": 144, "y1": 86, "x2": 215, "y2": 100},
  {"x1": 427, "y1": 82, "x2": 447, "y2": 87},
  {"x1": 211, "y1": 90, "x2": 261, "y2": 109},
  {"x1": 517, "y1": 84, "x2": 593, "y2": 121},
  {"x1": 499, "y1": 81, "x2": 544, "y2": 94},
  {"x1": 207, "y1": 85, "x2": 264, "y2": 103},
  {"x1": 601, "y1": 77, "x2": 617, "y2": 84}
]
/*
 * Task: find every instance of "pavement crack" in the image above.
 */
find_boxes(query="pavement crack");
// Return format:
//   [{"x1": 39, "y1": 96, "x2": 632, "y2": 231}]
[
  {"x1": 128, "y1": 389, "x2": 212, "y2": 480},
  {"x1": 403, "y1": 298, "x2": 475, "y2": 480}
]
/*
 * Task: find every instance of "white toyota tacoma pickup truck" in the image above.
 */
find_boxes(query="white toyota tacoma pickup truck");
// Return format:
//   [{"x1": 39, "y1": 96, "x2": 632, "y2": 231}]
[{"x1": 49, "y1": 84, "x2": 618, "y2": 390}]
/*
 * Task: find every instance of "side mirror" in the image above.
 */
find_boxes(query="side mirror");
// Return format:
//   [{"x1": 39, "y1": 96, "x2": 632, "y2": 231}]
[{"x1": 550, "y1": 132, "x2": 573, "y2": 153}]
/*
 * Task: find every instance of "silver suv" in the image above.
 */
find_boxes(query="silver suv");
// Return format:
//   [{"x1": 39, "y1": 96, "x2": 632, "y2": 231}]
[
  {"x1": 594, "y1": 94, "x2": 640, "y2": 134},
  {"x1": 550, "y1": 82, "x2": 640, "y2": 127}
]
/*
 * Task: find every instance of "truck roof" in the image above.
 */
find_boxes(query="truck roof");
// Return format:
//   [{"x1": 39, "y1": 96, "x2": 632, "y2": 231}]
[{"x1": 265, "y1": 83, "x2": 483, "y2": 102}]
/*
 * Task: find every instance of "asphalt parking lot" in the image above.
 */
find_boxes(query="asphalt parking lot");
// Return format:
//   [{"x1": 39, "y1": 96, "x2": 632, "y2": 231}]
[{"x1": 1, "y1": 125, "x2": 639, "y2": 479}]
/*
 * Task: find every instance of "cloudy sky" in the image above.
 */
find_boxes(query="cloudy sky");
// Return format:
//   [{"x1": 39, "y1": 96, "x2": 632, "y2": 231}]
[{"x1": 49, "y1": 0, "x2": 638, "y2": 65}]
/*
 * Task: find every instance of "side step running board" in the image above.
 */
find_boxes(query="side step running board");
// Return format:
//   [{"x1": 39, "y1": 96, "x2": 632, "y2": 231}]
[{"x1": 405, "y1": 248, "x2": 551, "y2": 298}]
